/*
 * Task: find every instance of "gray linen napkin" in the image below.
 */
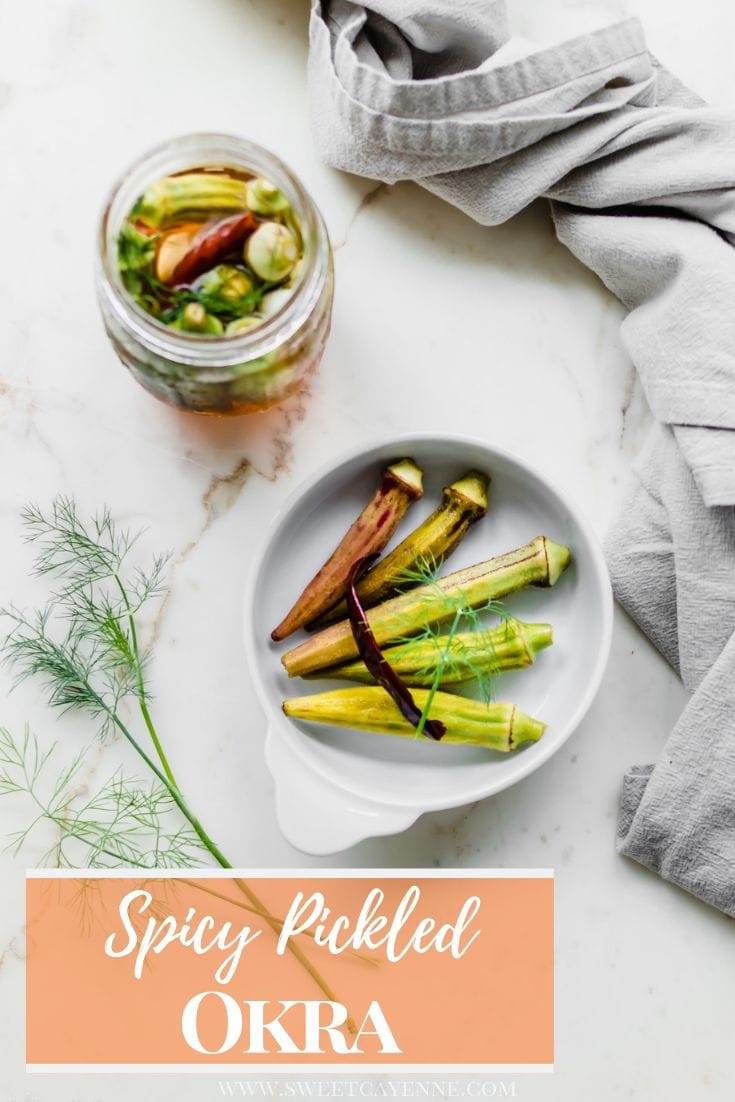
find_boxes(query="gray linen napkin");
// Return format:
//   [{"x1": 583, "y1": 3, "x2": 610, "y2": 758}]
[
  {"x1": 609, "y1": 425, "x2": 735, "y2": 914},
  {"x1": 308, "y1": 0, "x2": 735, "y2": 913}
]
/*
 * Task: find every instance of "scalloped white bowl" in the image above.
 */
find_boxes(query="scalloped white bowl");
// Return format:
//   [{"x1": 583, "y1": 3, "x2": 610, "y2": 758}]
[{"x1": 244, "y1": 433, "x2": 612, "y2": 855}]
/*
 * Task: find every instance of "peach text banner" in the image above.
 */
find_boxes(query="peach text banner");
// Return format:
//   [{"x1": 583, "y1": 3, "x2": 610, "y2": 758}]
[{"x1": 26, "y1": 870, "x2": 553, "y2": 1071}]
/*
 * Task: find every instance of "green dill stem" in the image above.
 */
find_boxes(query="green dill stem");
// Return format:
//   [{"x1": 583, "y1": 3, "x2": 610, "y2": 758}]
[
  {"x1": 138, "y1": 698, "x2": 175, "y2": 786},
  {"x1": 113, "y1": 576, "x2": 178, "y2": 791},
  {"x1": 94, "y1": 691, "x2": 350, "y2": 1020},
  {"x1": 179, "y1": 878, "x2": 375, "y2": 964},
  {"x1": 9, "y1": 497, "x2": 348, "y2": 1018},
  {"x1": 229, "y1": 875, "x2": 355, "y2": 1031},
  {"x1": 107, "y1": 707, "x2": 231, "y2": 867},
  {"x1": 415, "y1": 606, "x2": 463, "y2": 738}
]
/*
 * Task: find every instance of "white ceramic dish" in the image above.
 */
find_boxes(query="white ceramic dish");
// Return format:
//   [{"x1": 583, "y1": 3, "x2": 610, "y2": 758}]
[{"x1": 244, "y1": 433, "x2": 613, "y2": 855}]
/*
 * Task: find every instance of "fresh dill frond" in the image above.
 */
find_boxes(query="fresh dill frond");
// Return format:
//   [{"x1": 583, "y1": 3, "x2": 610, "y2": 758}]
[
  {"x1": 0, "y1": 727, "x2": 206, "y2": 868},
  {"x1": 0, "y1": 499, "x2": 234, "y2": 869},
  {"x1": 1, "y1": 607, "x2": 117, "y2": 730},
  {"x1": 2, "y1": 499, "x2": 170, "y2": 743},
  {"x1": 392, "y1": 554, "x2": 518, "y2": 733},
  {"x1": 21, "y1": 497, "x2": 168, "y2": 605},
  {"x1": 395, "y1": 551, "x2": 444, "y2": 590}
]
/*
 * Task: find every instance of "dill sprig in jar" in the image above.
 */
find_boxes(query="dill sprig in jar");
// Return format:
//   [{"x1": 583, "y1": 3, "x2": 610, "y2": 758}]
[{"x1": 96, "y1": 134, "x2": 333, "y2": 415}]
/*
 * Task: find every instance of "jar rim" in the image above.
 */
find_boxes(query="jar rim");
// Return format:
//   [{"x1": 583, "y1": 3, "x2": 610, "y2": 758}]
[{"x1": 97, "y1": 132, "x2": 329, "y2": 369}]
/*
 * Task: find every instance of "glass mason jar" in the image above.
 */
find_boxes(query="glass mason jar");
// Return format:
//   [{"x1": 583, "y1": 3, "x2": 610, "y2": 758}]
[{"x1": 96, "y1": 134, "x2": 333, "y2": 415}]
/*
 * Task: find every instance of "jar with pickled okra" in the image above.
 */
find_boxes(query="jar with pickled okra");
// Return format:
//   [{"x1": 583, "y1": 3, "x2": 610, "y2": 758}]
[{"x1": 96, "y1": 134, "x2": 333, "y2": 415}]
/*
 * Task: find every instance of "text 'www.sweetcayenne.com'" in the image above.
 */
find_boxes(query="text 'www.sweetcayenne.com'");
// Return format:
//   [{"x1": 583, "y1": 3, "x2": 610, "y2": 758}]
[{"x1": 216, "y1": 1081, "x2": 518, "y2": 1098}]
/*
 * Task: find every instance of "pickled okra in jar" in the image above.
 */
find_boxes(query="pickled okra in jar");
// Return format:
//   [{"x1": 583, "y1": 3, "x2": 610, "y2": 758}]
[
  {"x1": 98, "y1": 136, "x2": 333, "y2": 415},
  {"x1": 117, "y1": 168, "x2": 304, "y2": 337}
]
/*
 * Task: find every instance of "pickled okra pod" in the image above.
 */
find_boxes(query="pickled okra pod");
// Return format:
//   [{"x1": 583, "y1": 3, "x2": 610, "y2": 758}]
[
  {"x1": 281, "y1": 535, "x2": 571, "y2": 676},
  {"x1": 315, "y1": 470, "x2": 489, "y2": 627},
  {"x1": 135, "y1": 173, "x2": 250, "y2": 228},
  {"x1": 245, "y1": 177, "x2": 292, "y2": 216},
  {"x1": 271, "y1": 459, "x2": 425, "y2": 642},
  {"x1": 310, "y1": 619, "x2": 553, "y2": 687},
  {"x1": 171, "y1": 302, "x2": 223, "y2": 335},
  {"x1": 283, "y1": 687, "x2": 546, "y2": 751},
  {"x1": 245, "y1": 222, "x2": 300, "y2": 282}
]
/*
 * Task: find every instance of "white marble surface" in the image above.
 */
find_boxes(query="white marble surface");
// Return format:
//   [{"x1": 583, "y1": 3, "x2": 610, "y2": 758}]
[{"x1": 2, "y1": 0, "x2": 735, "y2": 1098}]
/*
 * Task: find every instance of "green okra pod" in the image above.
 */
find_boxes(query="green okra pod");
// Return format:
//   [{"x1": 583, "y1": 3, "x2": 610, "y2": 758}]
[
  {"x1": 282, "y1": 535, "x2": 571, "y2": 677},
  {"x1": 314, "y1": 470, "x2": 489, "y2": 627},
  {"x1": 309, "y1": 619, "x2": 553, "y2": 687},
  {"x1": 283, "y1": 687, "x2": 546, "y2": 751},
  {"x1": 135, "y1": 173, "x2": 249, "y2": 228}
]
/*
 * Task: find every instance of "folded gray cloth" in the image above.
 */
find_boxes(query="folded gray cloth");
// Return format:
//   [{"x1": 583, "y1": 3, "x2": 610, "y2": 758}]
[
  {"x1": 610, "y1": 426, "x2": 735, "y2": 914},
  {"x1": 308, "y1": 0, "x2": 735, "y2": 913}
]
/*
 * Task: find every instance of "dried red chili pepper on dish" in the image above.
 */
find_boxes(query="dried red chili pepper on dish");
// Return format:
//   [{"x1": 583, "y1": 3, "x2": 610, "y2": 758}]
[{"x1": 345, "y1": 555, "x2": 446, "y2": 741}]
